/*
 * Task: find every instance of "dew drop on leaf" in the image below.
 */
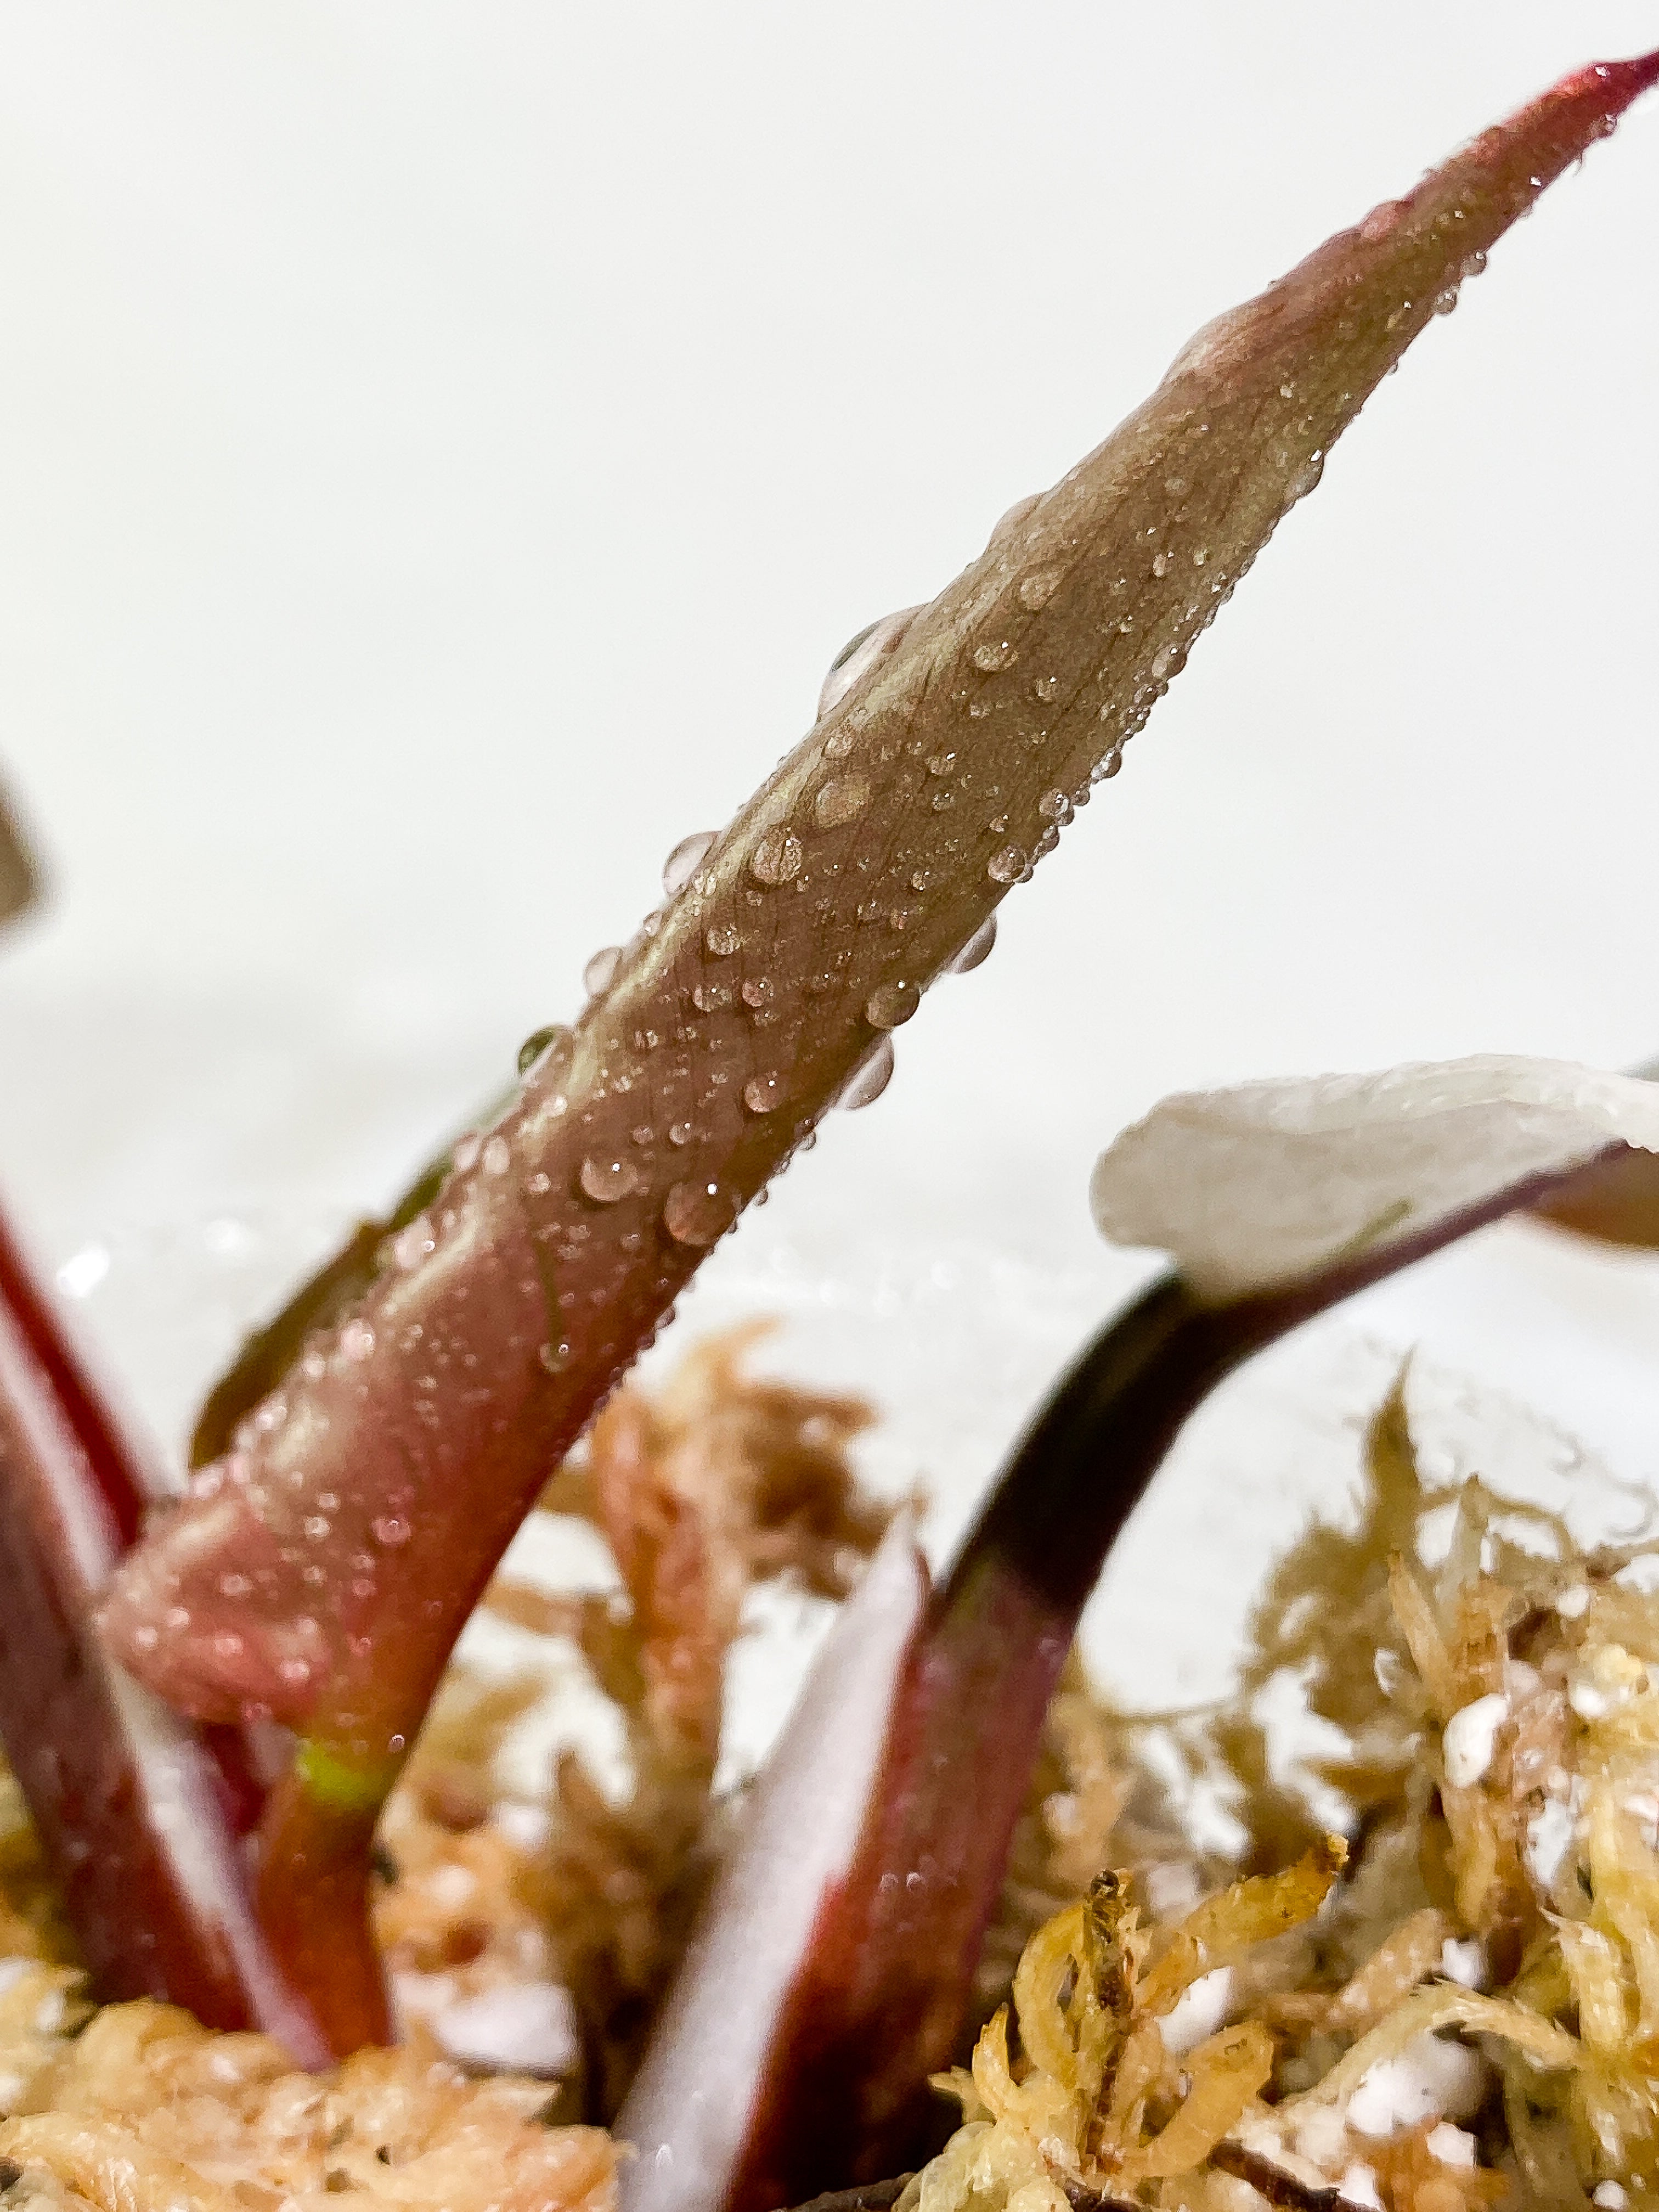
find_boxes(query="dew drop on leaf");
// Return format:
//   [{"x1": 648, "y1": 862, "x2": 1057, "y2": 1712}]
[
  {"x1": 583, "y1": 945, "x2": 622, "y2": 996},
  {"x1": 1284, "y1": 452, "x2": 1325, "y2": 505},
  {"x1": 839, "y1": 1036, "x2": 894, "y2": 1110},
  {"x1": 662, "y1": 831, "x2": 717, "y2": 897},
  {"x1": 579, "y1": 1154, "x2": 643, "y2": 1205},
  {"x1": 947, "y1": 915, "x2": 997, "y2": 975},
  {"x1": 986, "y1": 845, "x2": 1026, "y2": 884},
  {"x1": 865, "y1": 980, "x2": 919, "y2": 1030},
  {"x1": 814, "y1": 774, "x2": 871, "y2": 829},
  {"x1": 743, "y1": 1073, "x2": 782, "y2": 1114},
  {"x1": 706, "y1": 922, "x2": 742, "y2": 956},
  {"x1": 663, "y1": 1178, "x2": 738, "y2": 1247},
  {"x1": 517, "y1": 1023, "x2": 573, "y2": 1076},
  {"x1": 749, "y1": 831, "x2": 803, "y2": 886}
]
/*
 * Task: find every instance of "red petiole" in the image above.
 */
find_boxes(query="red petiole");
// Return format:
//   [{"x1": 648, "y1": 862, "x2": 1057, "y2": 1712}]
[{"x1": 0, "y1": 1195, "x2": 328, "y2": 2059}]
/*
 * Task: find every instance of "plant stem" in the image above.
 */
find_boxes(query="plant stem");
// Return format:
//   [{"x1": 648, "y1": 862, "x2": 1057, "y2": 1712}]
[
  {"x1": 0, "y1": 1198, "x2": 326, "y2": 2059},
  {"x1": 622, "y1": 1143, "x2": 1635, "y2": 2211}
]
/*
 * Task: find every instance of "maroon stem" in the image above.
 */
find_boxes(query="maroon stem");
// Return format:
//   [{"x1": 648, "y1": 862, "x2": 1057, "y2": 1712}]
[
  {"x1": 699, "y1": 1149, "x2": 1632, "y2": 2210},
  {"x1": 0, "y1": 1195, "x2": 323, "y2": 2055}
]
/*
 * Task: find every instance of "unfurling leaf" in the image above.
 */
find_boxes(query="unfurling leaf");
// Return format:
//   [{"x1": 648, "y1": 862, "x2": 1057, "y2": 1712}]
[{"x1": 1090, "y1": 1054, "x2": 1659, "y2": 1302}]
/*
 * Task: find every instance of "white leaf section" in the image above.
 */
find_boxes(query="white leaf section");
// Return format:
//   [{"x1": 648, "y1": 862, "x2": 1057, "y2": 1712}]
[
  {"x1": 1090, "y1": 1057, "x2": 1659, "y2": 1304},
  {"x1": 616, "y1": 1511, "x2": 927, "y2": 2212}
]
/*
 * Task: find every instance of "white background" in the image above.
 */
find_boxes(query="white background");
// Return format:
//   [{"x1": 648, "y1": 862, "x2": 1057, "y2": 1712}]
[{"x1": 1, "y1": 5, "x2": 1656, "y2": 1507}]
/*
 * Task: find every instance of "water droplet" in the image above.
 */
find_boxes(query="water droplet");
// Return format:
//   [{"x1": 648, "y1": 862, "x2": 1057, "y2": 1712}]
[
  {"x1": 986, "y1": 844, "x2": 1026, "y2": 884},
  {"x1": 1461, "y1": 248, "x2": 1487, "y2": 280},
  {"x1": 827, "y1": 619, "x2": 880, "y2": 674},
  {"x1": 989, "y1": 492, "x2": 1041, "y2": 543},
  {"x1": 927, "y1": 750, "x2": 956, "y2": 776},
  {"x1": 482, "y1": 1135, "x2": 512, "y2": 1176},
  {"x1": 1033, "y1": 675, "x2": 1060, "y2": 703},
  {"x1": 865, "y1": 980, "x2": 919, "y2": 1029},
  {"x1": 341, "y1": 1319, "x2": 375, "y2": 1363},
  {"x1": 1283, "y1": 451, "x2": 1324, "y2": 505},
  {"x1": 132, "y1": 1623, "x2": 159, "y2": 1652},
  {"x1": 947, "y1": 915, "x2": 996, "y2": 974},
  {"x1": 452, "y1": 1134, "x2": 481, "y2": 1172},
  {"x1": 218, "y1": 1572, "x2": 252, "y2": 1599},
  {"x1": 392, "y1": 1217, "x2": 435, "y2": 1271},
  {"x1": 973, "y1": 639, "x2": 1017, "y2": 673},
  {"x1": 1359, "y1": 197, "x2": 1406, "y2": 242},
  {"x1": 692, "y1": 979, "x2": 732, "y2": 1013},
  {"x1": 664, "y1": 1177, "x2": 738, "y2": 1246},
  {"x1": 668, "y1": 1120, "x2": 694, "y2": 1147},
  {"x1": 1038, "y1": 788, "x2": 1073, "y2": 825},
  {"x1": 373, "y1": 1515, "x2": 411, "y2": 1547},
  {"x1": 741, "y1": 976, "x2": 773, "y2": 1008},
  {"x1": 517, "y1": 1026, "x2": 562, "y2": 1079},
  {"x1": 1017, "y1": 567, "x2": 1060, "y2": 611},
  {"x1": 584, "y1": 945, "x2": 622, "y2": 996},
  {"x1": 1152, "y1": 550, "x2": 1172, "y2": 579},
  {"x1": 662, "y1": 830, "x2": 717, "y2": 896},
  {"x1": 304, "y1": 1516, "x2": 331, "y2": 1542},
  {"x1": 749, "y1": 830, "x2": 803, "y2": 886},
  {"x1": 579, "y1": 1154, "x2": 643, "y2": 1204},
  {"x1": 910, "y1": 869, "x2": 932, "y2": 893},
  {"x1": 539, "y1": 1339, "x2": 573, "y2": 1373},
  {"x1": 839, "y1": 1037, "x2": 894, "y2": 1110},
  {"x1": 931, "y1": 789, "x2": 955, "y2": 812},
  {"x1": 816, "y1": 607, "x2": 920, "y2": 721},
  {"x1": 706, "y1": 921, "x2": 742, "y2": 956},
  {"x1": 743, "y1": 1073, "x2": 782, "y2": 1114},
  {"x1": 814, "y1": 774, "x2": 871, "y2": 830},
  {"x1": 1093, "y1": 744, "x2": 1124, "y2": 782},
  {"x1": 1432, "y1": 285, "x2": 1459, "y2": 316}
]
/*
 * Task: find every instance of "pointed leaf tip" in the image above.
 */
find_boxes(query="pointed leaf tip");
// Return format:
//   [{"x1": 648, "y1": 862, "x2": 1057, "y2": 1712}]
[{"x1": 1584, "y1": 49, "x2": 1659, "y2": 104}]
